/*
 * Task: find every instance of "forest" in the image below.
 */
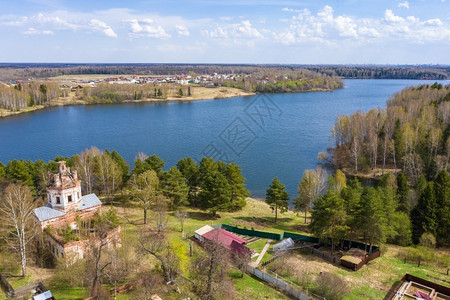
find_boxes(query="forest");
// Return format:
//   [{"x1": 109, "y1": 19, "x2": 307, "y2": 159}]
[
  {"x1": 305, "y1": 66, "x2": 449, "y2": 80},
  {"x1": 331, "y1": 83, "x2": 450, "y2": 182},
  {"x1": 1, "y1": 63, "x2": 448, "y2": 80}
]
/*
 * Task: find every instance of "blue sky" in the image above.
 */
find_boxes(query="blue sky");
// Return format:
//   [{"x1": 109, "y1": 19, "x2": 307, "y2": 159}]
[{"x1": 0, "y1": 0, "x2": 449, "y2": 64}]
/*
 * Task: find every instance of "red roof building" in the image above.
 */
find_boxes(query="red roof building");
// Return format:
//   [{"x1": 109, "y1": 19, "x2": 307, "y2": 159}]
[{"x1": 202, "y1": 228, "x2": 251, "y2": 257}]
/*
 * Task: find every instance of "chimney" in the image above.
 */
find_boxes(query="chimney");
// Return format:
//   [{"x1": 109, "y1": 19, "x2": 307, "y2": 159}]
[{"x1": 58, "y1": 161, "x2": 66, "y2": 173}]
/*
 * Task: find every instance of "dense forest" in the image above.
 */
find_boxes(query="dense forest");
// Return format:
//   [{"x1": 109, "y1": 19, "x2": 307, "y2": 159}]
[
  {"x1": 0, "y1": 63, "x2": 448, "y2": 80},
  {"x1": 306, "y1": 66, "x2": 449, "y2": 80},
  {"x1": 331, "y1": 83, "x2": 450, "y2": 182}
]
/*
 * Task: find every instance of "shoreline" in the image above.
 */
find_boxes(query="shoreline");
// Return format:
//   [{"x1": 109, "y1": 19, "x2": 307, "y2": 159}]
[
  {"x1": 0, "y1": 87, "x2": 255, "y2": 118},
  {"x1": 0, "y1": 85, "x2": 341, "y2": 119}
]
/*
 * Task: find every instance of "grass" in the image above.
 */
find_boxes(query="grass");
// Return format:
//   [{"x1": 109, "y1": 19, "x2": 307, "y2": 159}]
[
  {"x1": 47, "y1": 285, "x2": 88, "y2": 300},
  {"x1": 231, "y1": 271, "x2": 290, "y2": 300},
  {"x1": 6, "y1": 197, "x2": 449, "y2": 299}
]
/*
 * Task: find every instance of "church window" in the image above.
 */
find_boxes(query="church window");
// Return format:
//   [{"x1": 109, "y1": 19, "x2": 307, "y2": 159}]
[
  {"x1": 68, "y1": 195, "x2": 72, "y2": 202},
  {"x1": 56, "y1": 196, "x2": 60, "y2": 204}
]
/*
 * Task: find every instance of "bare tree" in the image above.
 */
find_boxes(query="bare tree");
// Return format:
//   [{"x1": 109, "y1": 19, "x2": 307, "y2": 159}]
[
  {"x1": 154, "y1": 195, "x2": 169, "y2": 233},
  {"x1": 137, "y1": 226, "x2": 179, "y2": 284},
  {"x1": 95, "y1": 152, "x2": 123, "y2": 203},
  {"x1": 191, "y1": 233, "x2": 231, "y2": 300},
  {"x1": 129, "y1": 170, "x2": 159, "y2": 224},
  {"x1": 74, "y1": 146, "x2": 102, "y2": 194},
  {"x1": 295, "y1": 166, "x2": 327, "y2": 223},
  {"x1": 85, "y1": 229, "x2": 112, "y2": 298},
  {"x1": 175, "y1": 210, "x2": 189, "y2": 234},
  {"x1": 0, "y1": 184, "x2": 36, "y2": 277}
]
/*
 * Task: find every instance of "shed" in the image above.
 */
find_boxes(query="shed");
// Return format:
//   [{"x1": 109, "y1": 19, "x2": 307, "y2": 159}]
[
  {"x1": 202, "y1": 228, "x2": 250, "y2": 257},
  {"x1": 194, "y1": 225, "x2": 214, "y2": 242},
  {"x1": 273, "y1": 238, "x2": 294, "y2": 252}
]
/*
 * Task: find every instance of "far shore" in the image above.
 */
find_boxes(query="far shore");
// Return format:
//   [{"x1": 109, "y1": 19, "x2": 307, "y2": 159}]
[{"x1": 0, "y1": 86, "x2": 254, "y2": 118}]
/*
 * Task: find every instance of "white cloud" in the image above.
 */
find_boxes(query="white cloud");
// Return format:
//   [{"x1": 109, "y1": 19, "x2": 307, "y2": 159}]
[
  {"x1": 1, "y1": 16, "x2": 28, "y2": 26},
  {"x1": 22, "y1": 27, "x2": 53, "y2": 35},
  {"x1": 89, "y1": 19, "x2": 117, "y2": 38},
  {"x1": 422, "y1": 18, "x2": 443, "y2": 26},
  {"x1": 202, "y1": 20, "x2": 263, "y2": 41},
  {"x1": 384, "y1": 10, "x2": 405, "y2": 23},
  {"x1": 128, "y1": 19, "x2": 170, "y2": 39},
  {"x1": 176, "y1": 25, "x2": 190, "y2": 36},
  {"x1": 398, "y1": 1, "x2": 410, "y2": 9},
  {"x1": 276, "y1": 5, "x2": 450, "y2": 46},
  {"x1": 33, "y1": 13, "x2": 78, "y2": 30}
]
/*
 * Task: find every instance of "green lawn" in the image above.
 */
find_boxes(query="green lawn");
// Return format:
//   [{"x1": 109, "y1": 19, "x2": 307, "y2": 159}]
[{"x1": 230, "y1": 270, "x2": 290, "y2": 300}]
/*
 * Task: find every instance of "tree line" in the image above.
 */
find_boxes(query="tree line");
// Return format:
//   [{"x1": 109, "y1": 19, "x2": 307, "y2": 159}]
[
  {"x1": 0, "y1": 147, "x2": 249, "y2": 217},
  {"x1": 306, "y1": 66, "x2": 449, "y2": 80},
  {"x1": 264, "y1": 166, "x2": 449, "y2": 251},
  {"x1": 331, "y1": 83, "x2": 450, "y2": 183}
]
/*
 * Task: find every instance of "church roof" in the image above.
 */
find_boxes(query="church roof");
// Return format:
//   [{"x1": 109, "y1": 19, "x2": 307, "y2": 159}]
[
  {"x1": 34, "y1": 204, "x2": 66, "y2": 222},
  {"x1": 77, "y1": 193, "x2": 102, "y2": 211},
  {"x1": 34, "y1": 194, "x2": 102, "y2": 222}
]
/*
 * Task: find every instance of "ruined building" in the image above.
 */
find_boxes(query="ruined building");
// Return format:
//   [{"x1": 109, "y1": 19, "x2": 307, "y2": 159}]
[{"x1": 33, "y1": 161, "x2": 121, "y2": 259}]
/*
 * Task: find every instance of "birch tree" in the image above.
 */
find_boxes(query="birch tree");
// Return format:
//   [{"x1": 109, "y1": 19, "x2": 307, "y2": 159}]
[
  {"x1": 0, "y1": 184, "x2": 36, "y2": 277},
  {"x1": 130, "y1": 170, "x2": 159, "y2": 224}
]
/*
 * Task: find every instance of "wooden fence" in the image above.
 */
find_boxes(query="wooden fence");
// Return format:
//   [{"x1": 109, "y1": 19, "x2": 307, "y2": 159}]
[{"x1": 309, "y1": 247, "x2": 341, "y2": 265}]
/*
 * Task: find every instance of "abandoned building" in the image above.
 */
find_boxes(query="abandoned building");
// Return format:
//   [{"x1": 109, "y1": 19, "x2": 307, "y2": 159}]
[{"x1": 33, "y1": 161, "x2": 121, "y2": 259}]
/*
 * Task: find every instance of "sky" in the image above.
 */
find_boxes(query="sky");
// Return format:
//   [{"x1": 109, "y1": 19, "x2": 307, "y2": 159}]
[{"x1": 0, "y1": 0, "x2": 449, "y2": 64}]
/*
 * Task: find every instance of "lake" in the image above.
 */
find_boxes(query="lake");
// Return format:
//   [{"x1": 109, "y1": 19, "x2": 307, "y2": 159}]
[{"x1": 1, "y1": 79, "x2": 448, "y2": 198}]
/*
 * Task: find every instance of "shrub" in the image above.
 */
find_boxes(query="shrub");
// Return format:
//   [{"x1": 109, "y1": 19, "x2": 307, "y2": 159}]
[{"x1": 312, "y1": 272, "x2": 349, "y2": 300}]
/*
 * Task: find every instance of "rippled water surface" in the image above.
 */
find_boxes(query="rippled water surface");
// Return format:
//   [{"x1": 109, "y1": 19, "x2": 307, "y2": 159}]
[{"x1": 1, "y1": 79, "x2": 448, "y2": 197}]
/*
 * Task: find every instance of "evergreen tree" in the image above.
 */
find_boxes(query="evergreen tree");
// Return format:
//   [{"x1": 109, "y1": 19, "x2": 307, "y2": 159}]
[
  {"x1": 198, "y1": 171, "x2": 231, "y2": 216},
  {"x1": 411, "y1": 182, "x2": 438, "y2": 243},
  {"x1": 111, "y1": 150, "x2": 130, "y2": 183},
  {"x1": 266, "y1": 177, "x2": 289, "y2": 223},
  {"x1": 414, "y1": 175, "x2": 427, "y2": 196},
  {"x1": 359, "y1": 187, "x2": 387, "y2": 252},
  {"x1": 340, "y1": 182, "x2": 362, "y2": 245},
  {"x1": 391, "y1": 211, "x2": 412, "y2": 246},
  {"x1": 132, "y1": 154, "x2": 165, "y2": 177},
  {"x1": 397, "y1": 172, "x2": 409, "y2": 212},
  {"x1": 6, "y1": 159, "x2": 34, "y2": 188},
  {"x1": 434, "y1": 170, "x2": 450, "y2": 244},
  {"x1": 0, "y1": 162, "x2": 5, "y2": 179},
  {"x1": 310, "y1": 191, "x2": 348, "y2": 254},
  {"x1": 161, "y1": 167, "x2": 189, "y2": 210},
  {"x1": 224, "y1": 163, "x2": 249, "y2": 211},
  {"x1": 177, "y1": 157, "x2": 200, "y2": 205}
]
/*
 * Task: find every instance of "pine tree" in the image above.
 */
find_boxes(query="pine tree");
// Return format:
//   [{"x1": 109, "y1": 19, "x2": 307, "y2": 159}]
[
  {"x1": 411, "y1": 182, "x2": 438, "y2": 243},
  {"x1": 310, "y1": 191, "x2": 348, "y2": 254},
  {"x1": 224, "y1": 163, "x2": 249, "y2": 211},
  {"x1": 266, "y1": 177, "x2": 289, "y2": 223},
  {"x1": 397, "y1": 172, "x2": 409, "y2": 212},
  {"x1": 434, "y1": 170, "x2": 450, "y2": 244},
  {"x1": 359, "y1": 187, "x2": 387, "y2": 252},
  {"x1": 161, "y1": 167, "x2": 189, "y2": 210}
]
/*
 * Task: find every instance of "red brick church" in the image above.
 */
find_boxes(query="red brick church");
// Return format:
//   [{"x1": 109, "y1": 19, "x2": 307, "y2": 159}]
[{"x1": 34, "y1": 161, "x2": 121, "y2": 259}]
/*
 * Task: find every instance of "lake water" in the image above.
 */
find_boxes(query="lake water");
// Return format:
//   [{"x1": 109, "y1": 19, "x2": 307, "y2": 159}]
[{"x1": 1, "y1": 79, "x2": 448, "y2": 198}]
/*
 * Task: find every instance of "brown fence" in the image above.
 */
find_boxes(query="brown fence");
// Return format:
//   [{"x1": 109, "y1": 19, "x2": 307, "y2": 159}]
[
  {"x1": 308, "y1": 247, "x2": 341, "y2": 265},
  {"x1": 340, "y1": 250, "x2": 381, "y2": 271}
]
